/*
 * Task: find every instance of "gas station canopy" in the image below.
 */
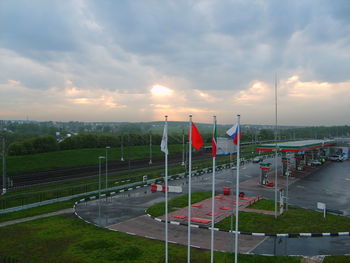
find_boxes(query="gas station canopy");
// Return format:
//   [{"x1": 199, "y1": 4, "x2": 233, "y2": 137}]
[{"x1": 256, "y1": 139, "x2": 336, "y2": 152}]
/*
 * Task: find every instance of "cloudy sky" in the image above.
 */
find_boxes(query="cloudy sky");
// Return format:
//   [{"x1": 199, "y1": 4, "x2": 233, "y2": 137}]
[{"x1": 0, "y1": 0, "x2": 349, "y2": 125}]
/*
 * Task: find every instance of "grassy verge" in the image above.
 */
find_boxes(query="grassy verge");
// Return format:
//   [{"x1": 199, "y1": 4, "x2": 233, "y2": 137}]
[
  {"x1": 247, "y1": 199, "x2": 275, "y2": 211},
  {"x1": 1, "y1": 144, "x2": 184, "y2": 175},
  {"x1": 1, "y1": 143, "x2": 261, "y2": 175},
  {"x1": 0, "y1": 163, "x2": 187, "y2": 210},
  {"x1": 0, "y1": 215, "x2": 300, "y2": 263},
  {"x1": 0, "y1": 199, "x2": 78, "y2": 223},
  {"x1": 324, "y1": 256, "x2": 350, "y2": 263},
  {"x1": 1, "y1": 153, "x2": 233, "y2": 210},
  {"x1": 217, "y1": 200, "x2": 350, "y2": 234},
  {"x1": 0, "y1": 149, "x2": 261, "y2": 211},
  {"x1": 146, "y1": 192, "x2": 213, "y2": 217}
]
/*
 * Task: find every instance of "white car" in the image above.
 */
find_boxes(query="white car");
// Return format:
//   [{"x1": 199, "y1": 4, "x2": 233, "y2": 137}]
[
  {"x1": 252, "y1": 156, "x2": 263, "y2": 163},
  {"x1": 329, "y1": 155, "x2": 343, "y2": 162},
  {"x1": 308, "y1": 160, "x2": 322, "y2": 166}
]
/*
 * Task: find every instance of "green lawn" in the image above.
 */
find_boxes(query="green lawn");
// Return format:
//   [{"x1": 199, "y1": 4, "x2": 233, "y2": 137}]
[
  {"x1": 217, "y1": 200, "x2": 350, "y2": 234},
  {"x1": 0, "y1": 152, "x2": 233, "y2": 210},
  {"x1": 0, "y1": 199, "x2": 77, "y2": 223},
  {"x1": 324, "y1": 256, "x2": 350, "y2": 263},
  {"x1": 1, "y1": 143, "x2": 260, "y2": 175},
  {"x1": 1, "y1": 144, "x2": 184, "y2": 175},
  {"x1": 247, "y1": 199, "x2": 275, "y2": 211},
  {"x1": 0, "y1": 162, "x2": 188, "y2": 210},
  {"x1": 0, "y1": 215, "x2": 300, "y2": 263},
  {"x1": 146, "y1": 192, "x2": 213, "y2": 217}
]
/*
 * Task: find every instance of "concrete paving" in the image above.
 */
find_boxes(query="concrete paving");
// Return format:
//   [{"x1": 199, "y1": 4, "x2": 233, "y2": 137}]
[
  {"x1": 75, "y1": 158, "x2": 350, "y2": 256},
  {"x1": 108, "y1": 215, "x2": 266, "y2": 253},
  {"x1": 251, "y1": 161, "x2": 350, "y2": 256}
]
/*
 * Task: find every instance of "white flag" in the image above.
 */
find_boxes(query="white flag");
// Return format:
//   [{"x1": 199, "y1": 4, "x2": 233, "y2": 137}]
[{"x1": 161, "y1": 123, "x2": 168, "y2": 154}]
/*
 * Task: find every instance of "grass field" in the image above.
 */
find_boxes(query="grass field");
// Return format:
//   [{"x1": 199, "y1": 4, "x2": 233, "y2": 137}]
[
  {"x1": 0, "y1": 215, "x2": 301, "y2": 263},
  {"x1": 217, "y1": 199, "x2": 350, "y2": 234},
  {"x1": 148, "y1": 197, "x2": 350, "y2": 234},
  {"x1": 323, "y1": 256, "x2": 350, "y2": 263},
  {"x1": 247, "y1": 199, "x2": 275, "y2": 211},
  {"x1": 146, "y1": 192, "x2": 213, "y2": 217},
  {"x1": 0, "y1": 152, "x2": 236, "y2": 210},
  {"x1": 1, "y1": 143, "x2": 263, "y2": 175},
  {"x1": 0, "y1": 199, "x2": 77, "y2": 223},
  {"x1": 1, "y1": 144, "x2": 184, "y2": 175}
]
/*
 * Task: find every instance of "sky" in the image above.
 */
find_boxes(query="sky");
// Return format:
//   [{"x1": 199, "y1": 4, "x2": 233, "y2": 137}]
[{"x1": 0, "y1": 0, "x2": 349, "y2": 126}]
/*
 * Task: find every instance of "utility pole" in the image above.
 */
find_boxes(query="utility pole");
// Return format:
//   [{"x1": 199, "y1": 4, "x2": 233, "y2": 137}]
[
  {"x1": 1, "y1": 130, "x2": 6, "y2": 195},
  {"x1": 149, "y1": 133, "x2": 152, "y2": 165},
  {"x1": 274, "y1": 74, "x2": 278, "y2": 219},
  {"x1": 182, "y1": 129, "x2": 185, "y2": 166}
]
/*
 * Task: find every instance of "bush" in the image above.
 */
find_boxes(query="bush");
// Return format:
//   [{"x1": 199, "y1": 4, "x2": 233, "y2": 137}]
[{"x1": 8, "y1": 136, "x2": 58, "y2": 156}]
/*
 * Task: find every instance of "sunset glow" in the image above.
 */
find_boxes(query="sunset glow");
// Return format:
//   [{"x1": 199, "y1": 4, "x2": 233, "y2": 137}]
[{"x1": 151, "y1": 85, "x2": 173, "y2": 97}]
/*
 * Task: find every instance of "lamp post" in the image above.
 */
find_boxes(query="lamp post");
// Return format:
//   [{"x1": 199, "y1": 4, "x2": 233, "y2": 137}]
[
  {"x1": 120, "y1": 135, "x2": 124, "y2": 161},
  {"x1": 105, "y1": 146, "x2": 110, "y2": 190},
  {"x1": 182, "y1": 129, "x2": 185, "y2": 166},
  {"x1": 149, "y1": 133, "x2": 152, "y2": 165},
  {"x1": 98, "y1": 156, "x2": 105, "y2": 226},
  {"x1": 1, "y1": 135, "x2": 6, "y2": 195}
]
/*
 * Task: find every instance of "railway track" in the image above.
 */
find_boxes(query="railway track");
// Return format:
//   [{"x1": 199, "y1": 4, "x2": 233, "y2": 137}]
[
  {"x1": 3, "y1": 148, "x2": 256, "y2": 190},
  {"x1": 6, "y1": 152, "x2": 211, "y2": 189}
]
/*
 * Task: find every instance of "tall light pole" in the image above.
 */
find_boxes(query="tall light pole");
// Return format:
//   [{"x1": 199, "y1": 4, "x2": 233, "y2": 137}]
[
  {"x1": 120, "y1": 135, "x2": 124, "y2": 161},
  {"x1": 98, "y1": 156, "x2": 105, "y2": 226},
  {"x1": 105, "y1": 146, "x2": 110, "y2": 190},
  {"x1": 182, "y1": 129, "x2": 185, "y2": 166},
  {"x1": 1, "y1": 135, "x2": 6, "y2": 195},
  {"x1": 149, "y1": 133, "x2": 152, "y2": 165},
  {"x1": 274, "y1": 74, "x2": 279, "y2": 219}
]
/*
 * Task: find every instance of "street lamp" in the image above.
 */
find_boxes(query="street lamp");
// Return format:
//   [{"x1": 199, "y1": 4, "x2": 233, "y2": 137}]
[
  {"x1": 149, "y1": 133, "x2": 152, "y2": 165},
  {"x1": 1, "y1": 134, "x2": 6, "y2": 195},
  {"x1": 98, "y1": 156, "x2": 105, "y2": 226},
  {"x1": 181, "y1": 129, "x2": 185, "y2": 166},
  {"x1": 120, "y1": 135, "x2": 124, "y2": 161},
  {"x1": 105, "y1": 146, "x2": 110, "y2": 190}
]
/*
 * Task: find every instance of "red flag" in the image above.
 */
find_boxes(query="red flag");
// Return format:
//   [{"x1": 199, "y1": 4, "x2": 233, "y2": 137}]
[
  {"x1": 191, "y1": 122, "x2": 203, "y2": 150},
  {"x1": 212, "y1": 121, "x2": 217, "y2": 157},
  {"x1": 233, "y1": 132, "x2": 243, "y2": 145}
]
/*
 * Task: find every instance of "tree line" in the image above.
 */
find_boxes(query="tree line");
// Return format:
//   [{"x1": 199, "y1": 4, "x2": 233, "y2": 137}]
[
  {"x1": 5, "y1": 124, "x2": 350, "y2": 156},
  {"x1": 7, "y1": 133, "x2": 211, "y2": 156}
]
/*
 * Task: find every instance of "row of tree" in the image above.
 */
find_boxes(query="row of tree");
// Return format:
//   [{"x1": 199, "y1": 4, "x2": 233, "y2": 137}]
[
  {"x1": 8, "y1": 136, "x2": 59, "y2": 156},
  {"x1": 5, "y1": 124, "x2": 350, "y2": 156},
  {"x1": 7, "y1": 133, "x2": 214, "y2": 156}
]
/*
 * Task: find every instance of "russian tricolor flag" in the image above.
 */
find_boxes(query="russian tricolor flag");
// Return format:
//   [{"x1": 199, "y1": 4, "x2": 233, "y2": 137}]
[{"x1": 226, "y1": 123, "x2": 239, "y2": 145}]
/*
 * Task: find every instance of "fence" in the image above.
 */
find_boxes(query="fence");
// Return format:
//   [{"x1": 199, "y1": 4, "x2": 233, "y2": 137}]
[{"x1": 0, "y1": 153, "x2": 272, "y2": 213}]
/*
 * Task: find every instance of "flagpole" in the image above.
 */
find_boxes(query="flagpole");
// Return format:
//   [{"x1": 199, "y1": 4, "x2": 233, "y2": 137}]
[
  {"x1": 210, "y1": 115, "x2": 216, "y2": 263},
  {"x1": 274, "y1": 74, "x2": 278, "y2": 219},
  {"x1": 164, "y1": 116, "x2": 169, "y2": 263},
  {"x1": 187, "y1": 115, "x2": 192, "y2": 263},
  {"x1": 234, "y1": 114, "x2": 241, "y2": 263}
]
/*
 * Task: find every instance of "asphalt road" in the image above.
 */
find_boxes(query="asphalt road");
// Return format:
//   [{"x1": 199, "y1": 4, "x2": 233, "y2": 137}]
[
  {"x1": 75, "y1": 158, "x2": 350, "y2": 256},
  {"x1": 250, "y1": 160, "x2": 350, "y2": 256}
]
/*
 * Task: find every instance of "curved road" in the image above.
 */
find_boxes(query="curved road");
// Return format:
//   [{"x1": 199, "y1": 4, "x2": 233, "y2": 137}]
[{"x1": 75, "y1": 158, "x2": 350, "y2": 256}]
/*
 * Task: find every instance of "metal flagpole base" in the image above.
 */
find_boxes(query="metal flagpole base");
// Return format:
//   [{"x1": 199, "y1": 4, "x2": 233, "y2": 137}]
[
  {"x1": 2, "y1": 188, "x2": 6, "y2": 195},
  {"x1": 149, "y1": 160, "x2": 152, "y2": 164},
  {"x1": 181, "y1": 161, "x2": 185, "y2": 166},
  {"x1": 121, "y1": 157, "x2": 124, "y2": 161}
]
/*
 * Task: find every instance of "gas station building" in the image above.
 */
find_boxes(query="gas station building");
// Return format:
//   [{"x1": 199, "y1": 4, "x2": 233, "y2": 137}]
[
  {"x1": 331, "y1": 137, "x2": 350, "y2": 160},
  {"x1": 255, "y1": 139, "x2": 337, "y2": 186}
]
